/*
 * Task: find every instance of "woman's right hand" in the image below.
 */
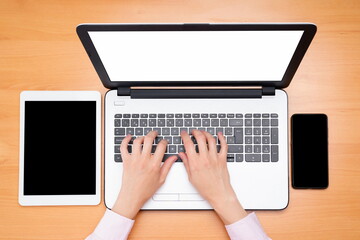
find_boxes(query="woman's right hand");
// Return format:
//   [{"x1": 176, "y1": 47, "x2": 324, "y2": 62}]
[{"x1": 178, "y1": 130, "x2": 247, "y2": 225}]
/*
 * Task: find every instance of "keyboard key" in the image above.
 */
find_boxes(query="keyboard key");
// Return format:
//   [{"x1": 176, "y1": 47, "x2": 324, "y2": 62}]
[
  {"x1": 132, "y1": 114, "x2": 139, "y2": 118},
  {"x1": 149, "y1": 119, "x2": 156, "y2": 127},
  {"x1": 114, "y1": 145, "x2": 120, "y2": 153},
  {"x1": 158, "y1": 114, "x2": 165, "y2": 118},
  {"x1": 115, "y1": 137, "x2": 124, "y2": 144},
  {"x1": 175, "y1": 119, "x2": 183, "y2": 127},
  {"x1": 271, "y1": 128, "x2": 278, "y2": 144},
  {"x1": 262, "y1": 136, "x2": 270, "y2": 144},
  {"x1": 140, "y1": 119, "x2": 147, "y2": 127},
  {"x1": 201, "y1": 113, "x2": 209, "y2": 118},
  {"x1": 114, "y1": 119, "x2": 121, "y2": 127},
  {"x1": 173, "y1": 136, "x2": 181, "y2": 144},
  {"x1": 262, "y1": 154, "x2": 270, "y2": 162},
  {"x1": 218, "y1": 114, "x2": 226, "y2": 118},
  {"x1": 245, "y1": 145, "x2": 252, "y2": 153},
  {"x1": 254, "y1": 114, "x2": 261, "y2": 118},
  {"x1": 166, "y1": 114, "x2": 174, "y2": 118},
  {"x1": 164, "y1": 136, "x2": 172, "y2": 144},
  {"x1": 229, "y1": 119, "x2": 243, "y2": 126},
  {"x1": 178, "y1": 145, "x2": 185, "y2": 152},
  {"x1": 262, "y1": 128, "x2": 270, "y2": 135},
  {"x1": 271, "y1": 119, "x2": 278, "y2": 126},
  {"x1": 191, "y1": 136, "x2": 197, "y2": 144},
  {"x1": 162, "y1": 154, "x2": 179, "y2": 162},
  {"x1": 163, "y1": 128, "x2": 170, "y2": 135},
  {"x1": 169, "y1": 145, "x2": 177, "y2": 153},
  {"x1": 193, "y1": 119, "x2": 201, "y2": 126},
  {"x1": 227, "y1": 136, "x2": 235, "y2": 144},
  {"x1": 254, "y1": 128, "x2": 261, "y2": 135},
  {"x1": 211, "y1": 119, "x2": 219, "y2": 127},
  {"x1": 180, "y1": 127, "x2": 188, "y2": 134},
  {"x1": 262, "y1": 119, "x2": 270, "y2": 126},
  {"x1": 227, "y1": 114, "x2": 234, "y2": 118},
  {"x1": 245, "y1": 119, "x2": 252, "y2": 126},
  {"x1": 220, "y1": 119, "x2": 228, "y2": 126},
  {"x1": 262, "y1": 113, "x2": 269, "y2": 118},
  {"x1": 175, "y1": 113, "x2": 183, "y2": 118},
  {"x1": 115, "y1": 128, "x2": 125, "y2": 135},
  {"x1": 192, "y1": 114, "x2": 200, "y2": 118},
  {"x1": 122, "y1": 119, "x2": 130, "y2": 127},
  {"x1": 151, "y1": 145, "x2": 157, "y2": 153},
  {"x1": 225, "y1": 128, "x2": 232, "y2": 135},
  {"x1": 155, "y1": 136, "x2": 163, "y2": 144},
  {"x1": 227, "y1": 154, "x2": 235, "y2": 162},
  {"x1": 144, "y1": 128, "x2": 152, "y2": 135},
  {"x1": 131, "y1": 119, "x2": 139, "y2": 127},
  {"x1": 198, "y1": 127, "x2": 206, "y2": 131},
  {"x1": 166, "y1": 119, "x2": 174, "y2": 127},
  {"x1": 245, "y1": 136, "x2": 252, "y2": 144},
  {"x1": 171, "y1": 128, "x2": 179, "y2": 135},
  {"x1": 158, "y1": 119, "x2": 165, "y2": 127},
  {"x1": 153, "y1": 128, "x2": 161, "y2": 134},
  {"x1": 228, "y1": 145, "x2": 243, "y2": 153},
  {"x1": 245, "y1": 128, "x2": 252, "y2": 135},
  {"x1": 115, "y1": 114, "x2": 122, "y2": 118},
  {"x1": 210, "y1": 113, "x2": 217, "y2": 118},
  {"x1": 115, "y1": 154, "x2": 122, "y2": 162},
  {"x1": 129, "y1": 137, "x2": 135, "y2": 144},
  {"x1": 245, "y1": 154, "x2": 261, "y2": 162},
  {"x1": 207, "y1": 127, "x2": 215, "y2": 135},
  {"x1": 235, "y1": 114, "x2": 243, "y2": 118},
  {"x1": 135, "y1": 128, "x2": 143, "y2": 135},
  {"x1": 236, "y1": 154, "x2": 243, "y2": 162},
  {"x1": 271, "y1": 113, "x2": 278, "y2": 118},
  {"x1": 184, "y1": 114, "x2": 191, "y2": 118},
  {"x1": 271, "y1": 145, "x2": 279, "y2": 162},
  {"x1": 189, "y1": 128, "x2": 196, "y2": 135},
  {"x1": 216, "y1": 127, "x2": 224, "y2": 134},
  {"x1": 254, "y1": 145, "x2": 261, "y2": 153},
  {"x1": 253, "y1": 119, "x2": 261, "y2": 126},
  {"x1": 126, "y1": 128, "x2": 134, "y2": 135},
  {"x1": 202, "y1": 119, "x2": 210, "y2": 127},
  {"x1": 149, "y1": 114, "x2": 156, "y2": 118},
  {"x1": 254, "y1": 136, "x2": 261, "y2": 144},
  {"x1": 245, "y1": 114, "x2": 252, "y2": 118},
  {"x1": 140, "y1": 114, "x2": 148, "y2": 118},
  {"x1": 234, "y1": 128, "x2": 243, "y2": 144},
  {"x1": 262, "y1": 145, "x2": 270, "y2": 153},
  {"x1": 123, "y1": 114, "x2": 131, "y2": 118},
  {"x1": 184, "y1": 119, "x2": 192, "y2": 126}
]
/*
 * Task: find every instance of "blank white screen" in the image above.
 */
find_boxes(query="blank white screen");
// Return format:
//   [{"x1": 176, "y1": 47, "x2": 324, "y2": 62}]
[{"x1": 89, "y1": 30, "x2": 303, "y2": 82}]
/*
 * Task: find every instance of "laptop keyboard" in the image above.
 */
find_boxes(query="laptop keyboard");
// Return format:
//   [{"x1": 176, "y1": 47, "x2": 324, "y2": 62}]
[{"x1": 114, "y1": 113, "x2": 279, "y2": 163}]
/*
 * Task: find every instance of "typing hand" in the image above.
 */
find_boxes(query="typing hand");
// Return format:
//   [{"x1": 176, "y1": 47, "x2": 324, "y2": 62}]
[
  {"x1": 179, "y1": 130, "x2": 247, "y2": 225},
  {"x1": 112, "y1": 131, "x2": 177, "y2": 219}
]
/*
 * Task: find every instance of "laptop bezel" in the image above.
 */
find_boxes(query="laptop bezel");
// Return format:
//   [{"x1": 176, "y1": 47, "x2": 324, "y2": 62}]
[{"x1": 77, "y1": 23, "x2": 316, "y2": 89}]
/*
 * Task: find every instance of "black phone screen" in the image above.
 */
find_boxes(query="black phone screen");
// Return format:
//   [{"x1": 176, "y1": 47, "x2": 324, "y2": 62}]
[{"x1": 291, "y1": 114, "x2": 328, "y2": 189}]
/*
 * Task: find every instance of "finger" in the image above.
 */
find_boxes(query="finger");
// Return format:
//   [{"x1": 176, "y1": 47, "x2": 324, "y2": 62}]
[
  {"x1": 181, "y1": 130, "x2": 196, "y2": 156},
  {"x1": 160, "y1": 155, "x2": 178, "y2": 181},
  {"x1": 132, "y1": 136, "x2": 144, "y2": 157},
  {"x1": 120, "y1": 134, "x2": 132, "y2": 159},
  {"x1": 192, "y1": 130, "x2": 208, "y2": 154},
  {"x1": 153, "y1": 139, "x2": 168, "y2": 163},
  {"x1": 202, "y1": 131, "x2": 217, "y2": 155},
  {"x1": 178, "y1": 152, "x2": 190, "y2": 176},
  {"x1": 218, "y1": 131, "x2": 228, "y2": 157},
  {"x1": 142, "y1": 131, "x2": 158, "y2": 156}
]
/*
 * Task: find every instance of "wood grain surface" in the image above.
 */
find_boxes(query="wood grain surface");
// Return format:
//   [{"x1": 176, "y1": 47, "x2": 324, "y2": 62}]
[{"x1": 0, "y1": 0, "x2": 359, "y2": 239}]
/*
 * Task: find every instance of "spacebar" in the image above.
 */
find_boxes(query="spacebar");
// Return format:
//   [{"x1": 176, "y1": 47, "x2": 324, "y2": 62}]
[{"x1": 152, "y1": 193, "x2": 179, "y2": 201}]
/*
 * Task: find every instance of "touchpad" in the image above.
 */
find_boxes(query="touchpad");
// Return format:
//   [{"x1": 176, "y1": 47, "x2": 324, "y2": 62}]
[{"x1": 156, "y1": 163, "x2": 198, "y2": 194}]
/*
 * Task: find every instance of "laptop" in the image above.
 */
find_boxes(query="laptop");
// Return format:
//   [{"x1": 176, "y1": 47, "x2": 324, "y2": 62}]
[{"x1": 77, "y1": 23, "x2": 316, "y2": 210}]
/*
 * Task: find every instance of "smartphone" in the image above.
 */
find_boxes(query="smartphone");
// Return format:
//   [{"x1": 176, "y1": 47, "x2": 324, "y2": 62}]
[{"x1": 291, "y1": 114, "x2": 328, "y2": 189}]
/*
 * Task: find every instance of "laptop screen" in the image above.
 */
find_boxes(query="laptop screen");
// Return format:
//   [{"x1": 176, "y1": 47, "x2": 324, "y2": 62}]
[{"x1": 88, "y1": 30, "x2": 304, "y2": 82}]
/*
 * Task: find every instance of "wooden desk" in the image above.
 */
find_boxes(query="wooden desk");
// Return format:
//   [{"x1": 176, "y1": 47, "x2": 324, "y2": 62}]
[{"x1": 1, "y1": 0, "x2": 359, "y2": 239}]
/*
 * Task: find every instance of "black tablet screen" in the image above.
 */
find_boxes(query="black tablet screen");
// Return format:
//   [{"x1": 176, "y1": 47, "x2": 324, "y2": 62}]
[{"x1": 24, "y1": 101, "x2": 96, "y2": 195}]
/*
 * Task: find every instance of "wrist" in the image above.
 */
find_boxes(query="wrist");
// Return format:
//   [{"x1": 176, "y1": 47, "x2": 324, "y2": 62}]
[
  {"x1": 211, "y1": 192, "x2": 247, "y2": 225},
  {"x1": 111, "y1": 191, "x2": 144, "y2": 219}
]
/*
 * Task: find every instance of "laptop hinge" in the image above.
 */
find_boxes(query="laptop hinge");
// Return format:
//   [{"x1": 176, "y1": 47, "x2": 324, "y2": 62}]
[{"x1": 117, "y1": 86, "x2": 275, "y2": 98}]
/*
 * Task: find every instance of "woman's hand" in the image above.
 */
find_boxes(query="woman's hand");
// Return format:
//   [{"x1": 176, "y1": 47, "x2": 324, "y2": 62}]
[
  {"x1": 179, "y1": 130, "x2": 247, "y2": 225},
  {"x1": 112, "y1": 131, "x2": 177, "y2": 219}
]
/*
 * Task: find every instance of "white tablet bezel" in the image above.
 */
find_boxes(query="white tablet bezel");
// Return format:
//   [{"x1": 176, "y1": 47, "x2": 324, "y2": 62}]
[{"x1": 19, "y1": 91, "x2": 101, "y2": 206}]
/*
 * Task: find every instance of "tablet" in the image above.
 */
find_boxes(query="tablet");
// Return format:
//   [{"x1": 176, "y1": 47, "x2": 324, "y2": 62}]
[{"x1": 19, "y1": 91, "x2": 101, "y2": 206}]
